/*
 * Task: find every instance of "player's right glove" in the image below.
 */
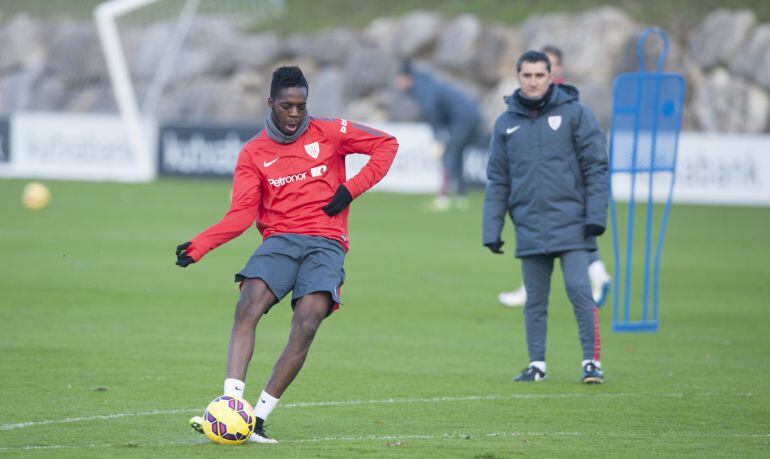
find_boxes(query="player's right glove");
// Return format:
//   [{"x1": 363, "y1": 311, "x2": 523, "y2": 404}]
[
  {"x1": 583, "y1": 224, "x2": 606, "y2": 239},
  {"x1": 484, "y1": 240, "x2": 505, "y2": 254},
  {"x1": 322, "y1": 185, "x2": 353, "y2": 216},
  {"x1": 175, "y1": 241, "x2": 195, "y2": 268}
]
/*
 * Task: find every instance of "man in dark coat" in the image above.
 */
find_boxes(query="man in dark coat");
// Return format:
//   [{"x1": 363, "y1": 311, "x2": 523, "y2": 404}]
[
  {"x1": 482, "y1": 51, "x2": 609, "y2": 384},
  {"x1": 497, "y1": 45, "x2": 612, "y2": 308}
]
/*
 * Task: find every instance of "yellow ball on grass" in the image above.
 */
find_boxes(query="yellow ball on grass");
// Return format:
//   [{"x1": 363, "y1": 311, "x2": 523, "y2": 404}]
[
  {"x1": 201, "y1": 395, "x2": 255, "y2": 445},
  {"x1": 22, "y1": 182, "x2": 51, "y2": 211}
]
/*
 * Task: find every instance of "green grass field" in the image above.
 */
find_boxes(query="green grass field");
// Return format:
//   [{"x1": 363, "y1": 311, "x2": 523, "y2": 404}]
[
  {"x1": 0, "y1": 178, "x2": 768, "y2": 457},
  {"x1": 3, "y1": 0, "x2": 770, "y2": 31}
]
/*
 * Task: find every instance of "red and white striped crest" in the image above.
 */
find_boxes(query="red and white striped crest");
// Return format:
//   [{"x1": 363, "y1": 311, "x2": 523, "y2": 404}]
[
  {"x1": 304, "y1": 141, "x2": 320, "y2": 159},
  {"x1": 548, "y1": 116, "x2": 562, "y2": 131}
]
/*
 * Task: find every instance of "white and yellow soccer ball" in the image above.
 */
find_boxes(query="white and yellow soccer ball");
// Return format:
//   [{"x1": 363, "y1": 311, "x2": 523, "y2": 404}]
[
  {"x1": 22, "y1": 181, "x2": 51, "y2": 211},
  {"x1": 201, "y1": 395, "x2": 255, "y2": 445}
]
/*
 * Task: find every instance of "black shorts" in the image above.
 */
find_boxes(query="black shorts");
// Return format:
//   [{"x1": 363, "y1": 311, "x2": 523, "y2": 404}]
[{"x1": 235, "y1": 234, "x2": 345, "y2": 315}]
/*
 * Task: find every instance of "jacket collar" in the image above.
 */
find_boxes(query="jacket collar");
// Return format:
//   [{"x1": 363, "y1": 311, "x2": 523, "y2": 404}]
[{"x1": 504, "y1": 83, "x2": 580, "y2": 117}]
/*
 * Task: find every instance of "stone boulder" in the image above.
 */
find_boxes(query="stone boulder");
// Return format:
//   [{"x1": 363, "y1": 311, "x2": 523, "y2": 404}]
[
  {"x1": 344, "y1": 45, "x2": 397, "y2": 99},
  {"x1": 209, "y1": 32, "x2": 283, "y2": 76},
  {"x1": 312, "y1": 66, "x2": 344, "y2": 118},
  {"x1": 481, "y1": 75, "x2": 518, "y2": 130},
  {"x1": 46, "y1": 23, "x2": 106, "y2": 84},
  {"x1": 175, "y1": 18, "x2": 237, "y2": 81},
  {"x1": 468, "y1": 25, "x2": 521, "y2": 86},
  {"x1": 158, "y1": 80, "x2": 222, "y2": 120},
  {"x1": 129, "y1": 21, "x2": 175, "y2": 80},
  {"x1": 344, "y1": 90, "x2": 389, "y2": 123},
  {"x1": 693, "y1": 67, "x2": 769, "y2": 133},
  {"x1": 66, "y1": 84, "x2": 117, "y2": 113},
  {"x1": 284, "y1": 34, "x2": 311, "y2": 58},
  {"x1": 160, "y1": 76, "x2": 267, "y2": 121},
  {"x1": 31, "y1": 76, "x2": 68, "y2": 111},
  {"x1": 362, "y1": 17, "x2": 399, "y2": 53},
  {"x1": 520, "y1": 12, "x2": 571, "y2": 52},
  {"x1": 393, "y1": 11, "x2": 443, "y2": 58},
  {"x1": 169, "y1": 48, "x2": 212, "y2": 83},
  {"x1": 1, "y1": 69, "x2": 41, "y2": 112},
  {"x1": 690, "y1": 9, "x2": 756, "y2": 69},
  {"x1": 433, "y1": 14, "x2": 482, "y2": 71},
  {"x1": 130, "y1": 18, "x2": 236, "y2": 83},
  {"x1": 576, "y1": 82, "x2": 613, "y2": 130},
  {"x1": 0, "y1": 14, "x2": 48, "y2": 73},
  {"x1": 730, "y1": 24, "x2": 770, "y2": 90},
  {"x1": 522, "y1": 7, "x2": 637, "y2": 84},
  {"x1": 226, "y1": 70, "x2": 268, "y2": 119},
  {"x1": 184, "y1": 17, "x2": 236, "y2": 48},
  {"x1": 307, "y1": 28, "x2": 354, "y2": 65}
]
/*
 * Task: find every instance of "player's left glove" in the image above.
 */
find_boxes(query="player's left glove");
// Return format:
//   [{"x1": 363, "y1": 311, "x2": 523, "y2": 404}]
[
  {"x1": 485, "y1": 240, "x2": 505, "y2": 254},
  {"x1": 322, "y1": 185, "x2": 353, "y2": 216},
  {"x1": 584, "y1": 224, "x2": 606, "y2": 239},
  {"x1": 175, "y1": 241, "x2": 195, "y2": 268}
]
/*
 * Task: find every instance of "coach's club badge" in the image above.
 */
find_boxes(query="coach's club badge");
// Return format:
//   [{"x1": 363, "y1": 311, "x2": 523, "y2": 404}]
[
  {"x1": 304, "y1": 141, "x2": 320, "y2": 159},
  {"x1": 548, "y1": 116, "x2": 562, "y2": 131}
]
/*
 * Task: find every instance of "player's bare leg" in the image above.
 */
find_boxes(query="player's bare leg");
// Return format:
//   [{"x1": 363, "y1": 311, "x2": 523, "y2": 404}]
[
  {"x1": 264, "y1": 292, "x2": 330, "y2": 397},
  {"x1": 248, "y1": 291, "x2": 330, "y2": 444},
  {"x1": 227, "y1": 278, "x2": 277, "y2": 381},
  {"x1": 190, "y1": 278, "x2": 276, "y2": 437}
]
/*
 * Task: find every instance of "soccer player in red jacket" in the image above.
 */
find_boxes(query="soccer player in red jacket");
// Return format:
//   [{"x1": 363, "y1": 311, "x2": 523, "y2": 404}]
[{"x1": 176, "y1": 66, "x2": 398, "y2": 443}]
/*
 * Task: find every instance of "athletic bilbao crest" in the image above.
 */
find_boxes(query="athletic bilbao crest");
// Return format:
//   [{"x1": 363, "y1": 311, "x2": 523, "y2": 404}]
[
  {"x1": 548, "y1": 116, "x2": 562, "y2": 131},
  {"x1": 304, "y1": 141, "x2": 320, "y2": 159}
]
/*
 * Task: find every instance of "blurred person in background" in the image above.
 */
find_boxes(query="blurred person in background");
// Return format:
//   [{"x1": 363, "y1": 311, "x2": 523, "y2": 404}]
[
  {"x1": 483, "y1": 51, "x2": 608, "y2": 384},
  {"x1": 497, "y1": 45, "x2": 611, "y2": 308},
  {"x1": 395, "y1": 61, "x2": 483, "y2": 211},
  {"x1": 543, "y1": 45, "x2": 565, "y2": 84},
  {"x1": 176, "y1": 66, "x2": 398, "y2": 443}
]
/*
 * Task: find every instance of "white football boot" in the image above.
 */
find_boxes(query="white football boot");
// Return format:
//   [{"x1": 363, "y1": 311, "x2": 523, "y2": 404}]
[
  {"x1": 249, "y1": 417, "x2": 278, "y2": 444},
  {"x1": 498, "y1": 285, "x2": 526, "y2": 307},
  {"x1": 588, "y1": 260, "x2": 612, "y2": 307},
  {"x1": 189, "y1": 416, "x2": 204, "y2": 434},
  {"x1": 428, "y1": 195, "x2": 451, "y2": 212}
]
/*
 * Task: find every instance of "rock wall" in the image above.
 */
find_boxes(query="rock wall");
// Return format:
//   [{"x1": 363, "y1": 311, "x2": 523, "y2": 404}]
[{"x1": 0, "y1": 7, "x2": 768, "y2": 133}]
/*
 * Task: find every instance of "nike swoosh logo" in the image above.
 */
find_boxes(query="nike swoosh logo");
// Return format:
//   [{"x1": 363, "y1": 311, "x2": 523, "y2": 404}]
[
  {"x1": 263, "y1": 158, "x2": 279, "y2": 167},
  {"x1": 260, "y1": 399, "x2": 266, "y2": 403},
  {"x1": 506, "y1": 125, "x2": 520, "y2": 135}
]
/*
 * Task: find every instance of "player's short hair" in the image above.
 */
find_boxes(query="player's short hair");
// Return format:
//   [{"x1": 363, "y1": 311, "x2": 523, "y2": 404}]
[
  {"x1": 270, "y1": 66, "x2": 309, "y2": 99},
  {"x1": 541, "y1": 45, "x2": 563, "y2": 65},
  {"x1": 517, "y1": 50, "x2": 551, "y2": 73}
]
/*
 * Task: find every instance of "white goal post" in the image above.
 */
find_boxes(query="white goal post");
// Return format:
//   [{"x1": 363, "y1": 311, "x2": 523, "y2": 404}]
[
  {"x1": 94, "y1": 0, "x2": 160, "y2": 181},
  {"x1": 93, "y1": 0, "x2": 284, "y2": 181}
]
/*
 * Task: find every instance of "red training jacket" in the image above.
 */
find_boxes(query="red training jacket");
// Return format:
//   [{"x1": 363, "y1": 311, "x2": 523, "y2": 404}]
[{"x1": 186, "y1": 117, "x2": 398, "y2": 261}]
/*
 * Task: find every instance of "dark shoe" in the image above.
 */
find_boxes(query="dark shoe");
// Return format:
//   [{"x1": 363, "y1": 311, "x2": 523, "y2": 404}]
[
  {"x1": 513, "y1": 365, "x2": 547, "y2": 382},
  {"x1": 249, "y1": 417, "x2": 278, "y2": 444},
  {"x1": 581, "y1": 361, "x2": 604, "y2": 384}
]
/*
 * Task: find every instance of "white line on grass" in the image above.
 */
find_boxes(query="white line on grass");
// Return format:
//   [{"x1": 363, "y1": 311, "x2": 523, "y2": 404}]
[
  {"x1": 288, "y1": 431, "x2": 770, "y2": 442},
  {"x1": 0, "y1": 439, "x2": 208, "y2": 452},
  {"x1": 0, "y1": 408, "x2": 197, "y2": 432},
  {"x1": 0, "y1": 431, "x2": 767, "y2": 452},
  {"x1": 0, "y1": 391, "x2": 754, "y2": 432}
]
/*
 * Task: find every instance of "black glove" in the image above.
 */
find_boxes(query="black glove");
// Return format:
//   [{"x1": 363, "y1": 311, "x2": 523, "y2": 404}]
[
  {"x1": 175, "y1": 241, "x2": 195, "y2": 268},
  {"x1": 584, "y1": 224, "x2": 605, "y2": 239},
  {"x1": 484, "y1": 240, "x2": 505, "y2": 254},
  {"x1": 322, "y1": 185, "x2": 353, "y2": 216}
]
